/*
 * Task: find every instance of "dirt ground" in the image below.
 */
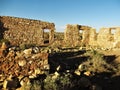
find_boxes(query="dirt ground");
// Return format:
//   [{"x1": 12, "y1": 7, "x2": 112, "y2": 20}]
[
  {"x1": 48, "y1": 48, "x2": 120, "y2": 90},
  {"x1": 99, "y1": 49, "x2": 120, "y2": 63}
]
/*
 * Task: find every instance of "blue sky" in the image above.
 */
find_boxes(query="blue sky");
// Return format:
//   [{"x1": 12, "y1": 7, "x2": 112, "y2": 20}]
[{"x1": 0, "y1": 0, "x2": 120, "y2": 32}]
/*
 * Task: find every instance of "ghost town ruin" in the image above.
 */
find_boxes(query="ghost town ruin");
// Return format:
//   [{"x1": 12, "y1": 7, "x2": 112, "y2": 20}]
[
  {"x1": 64, "y1": 24, "x2": 120, "y2": 48},
  {"x1": 0, "y1": 16, "x2": 120, "y2": 89},
  {"x1": 0, "y1": 16, "x2": 55, "y2": 46},
  {"x1": 0, "y1": 16, "x2": 120, "y2": 49}
]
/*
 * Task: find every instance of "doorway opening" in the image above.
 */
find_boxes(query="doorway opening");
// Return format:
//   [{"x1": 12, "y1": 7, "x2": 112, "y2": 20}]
[
  {"x1": 109, "y1": 29, "x2": 116, "y2": 41},
  {"x1": 79, "y1": 30, "x2": 83, "y2": 40},
  {"x1": 43, "y1": 29, "x2": 50, "y2": 44}
]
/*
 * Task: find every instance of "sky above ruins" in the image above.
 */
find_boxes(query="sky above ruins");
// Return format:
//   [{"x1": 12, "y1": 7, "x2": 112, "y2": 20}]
[{"x1": 0, "y1": 0, "x2": 120, "y2": 32}]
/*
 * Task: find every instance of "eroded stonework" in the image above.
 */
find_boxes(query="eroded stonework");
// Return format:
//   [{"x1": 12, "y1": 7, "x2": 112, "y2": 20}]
[
  {"x1": 0, "y1": 16, "x2": 55, "y2": 45},
  {"x1": 64, "y1": 24, "x2": 92, "y2": 47},
  {"x1": 97, "y1": 27, "x2": 120, "y2": 48},
  {"x1": 64, "y1": 24, "x2": 120, "y2": 49},
  {"x1": 0, "y1": 16, "x2": 120, "y2": 49}
]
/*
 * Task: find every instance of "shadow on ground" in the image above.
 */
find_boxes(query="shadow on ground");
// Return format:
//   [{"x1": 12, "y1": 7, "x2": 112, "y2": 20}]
[{"x1": 48, "y1": 50, "x2": 120, "y2": 90}]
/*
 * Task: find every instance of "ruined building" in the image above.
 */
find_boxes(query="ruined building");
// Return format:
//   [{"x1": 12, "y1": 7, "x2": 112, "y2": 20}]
[
  {"x1": 97, "y1": 27, "x2": 120, "y2": 48},
  {"x1": 64, "y1": 24, "x2": 93, "y2": 47},
  {"x1": 0, "y1": 16, "x2": 120, "y2": 49},
  {"x1": 0, "y1": 16, "x2": 55, "y2": 46},
  {"x1": 64, "y1": 24, "x2": 120, "y2": 48}
]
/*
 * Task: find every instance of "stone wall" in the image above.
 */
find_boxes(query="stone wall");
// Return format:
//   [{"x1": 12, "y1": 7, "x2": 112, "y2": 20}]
[
  {"x1": 64, "y1": 24, "x2": 92, "y2": 47},
  {"x1": 64, "y1": 24, "x2": 120, "y2": 49},
  {"x1": 0, "y1": 16, "x2": 55, "y2": 46},
  {"x1": 97, "y1": 27, "x2": 120, "y2": 48},
  {"x1": 89, "y1": 28, "x2": 97, "y2": 46},
  {"x1": 64, "y1": 24, "x2": 80, "y2": 47}
]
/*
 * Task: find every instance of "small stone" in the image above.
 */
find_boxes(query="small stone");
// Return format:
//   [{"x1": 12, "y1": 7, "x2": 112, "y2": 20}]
[
  {"x1": 84, "y1": 71, "x2": 91, "y2": 76},
  {"x1": 44, "y1": 64, "x2": 50, "y2": 70},
  {"x1": 16, "y1": 51, "x2": 24, "y2": 58},
  {"x1": 18, "y1": 60, "x2": 26, "y2": 66},
  {"x1": 52, "y1": 72, "x2": 59, "y2": 79},
  {"x1": 35, "y1": 68, "x2": 41, "y2": 75},
  {"x1": 20, "y1": 77, "x2": 30, "y2": 86},
  {"x1": 74, "y1": 69, "x2": 81, "y2": 76},
  {"x1": 1, "y1": 42, "x2": 7, "y2": 50},
  {"x1": 23, "y1": 48, "x2": 32, "y2": 55},
  {"x1": 56, "y1": 65, "x2": 61, "y2": 71},
  {"x1": 6, "y1": 50, "x2": 15, "y2": 57}
]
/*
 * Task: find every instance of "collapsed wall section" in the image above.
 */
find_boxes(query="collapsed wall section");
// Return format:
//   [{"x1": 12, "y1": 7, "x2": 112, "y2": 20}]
[
  {"x1": 64, "y1": 24, "x2": 79, "y2": 47},
  {"x1": 64, "y1": 24, "x2": 92, "y2": 47},
  {"x1": 97, "y1": 27, "x2": 120, "y2": 48},
  {"x1": 0, "y1": 16, "x2": 55, "y2": 46}
]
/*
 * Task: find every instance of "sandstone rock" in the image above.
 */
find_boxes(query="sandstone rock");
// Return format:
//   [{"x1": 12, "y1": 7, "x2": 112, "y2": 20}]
[
  {"x1": 23, "y1": 48, "x2": 32, "y2": 55},
  {"x1": 6, "y1": 50, "x2": 15, "y2": 57},
  {"x1": 0, "y1": 49, "x2": 6, "y2": 57},
  {"x1": 44, "y1": 64, "x2": 50, "y2": 70},
  {"x1": 35, "y1": 68, "x2": 41, "y2": 75},
  {"x1": 20, "y1": 77, "x2": 30, "y2": 87},
  {"x1": 52, "y1": 71, "x2": 59, "y2": 79},
  {"x1": 56, "y1": 65, "x2": 61, "y2": 71},
  {"x1": 16, "y1": 51, "x2": 24, "y2": 58},
  {"x1": 1, "y1": 42, "x2": 7, "y2": 50},
  {"x1": 84, "y1": 71, "x2": 91, "y2": 76},
  {"x1": 18, "y1": 60, "x2": 26, "y2": 66},
  {"x1": 74, "y1": 69, "x2": 81, "y2": 76}
]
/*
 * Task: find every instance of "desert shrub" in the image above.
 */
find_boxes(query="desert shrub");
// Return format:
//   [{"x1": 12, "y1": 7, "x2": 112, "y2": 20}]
[
  {"x1": 114, "y1": 63, "x2": 120, "y2": 76},
  {"x1": 19, "y1": 44, "x2": 26, "y2": 50},
  {"x1": 19, "y1": 43, "x2": 36, "y2": 50},
  {"x1": 82, "y1": 50, "x2": 116, "y2": 73},
  {"x1": 44, "y1": 73, "x2": 73, "y2": 90},
  {"x1": 30, "y1": 80, "x2": 43, "y2": 90}
]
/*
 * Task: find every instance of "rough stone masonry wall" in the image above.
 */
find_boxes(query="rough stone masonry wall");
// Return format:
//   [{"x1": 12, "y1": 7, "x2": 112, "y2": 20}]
[
  {"x1": 64, "y1": 24, "x2": 92, "y2": 47},
  {"x1": 89, "y1": 28, "x2": 97, "y2": 46},
  {"x1": 0, "y1": 16, "x2": 55, "y2": 46},
  {"x1": 97, "y1": 27, "x2": 120, "y2": 48},
  {"x1": 64, "y1": 24, "x2": 80, "y2": 47},
  {"x1": 64, "y1": 24, "x2": 120, "y2": 49}
]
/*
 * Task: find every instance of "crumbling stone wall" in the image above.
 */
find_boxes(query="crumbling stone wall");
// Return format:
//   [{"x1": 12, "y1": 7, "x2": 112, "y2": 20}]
[
  {"x1": 0, "y1": 16, "x2": 55, "y2": 45},
  {"x1": 64, "y1": 24, "x2": 79, "y2": 47},
  {"x1": 97, "y1": 27, "x2": 120, "y2": 48},
  {"x1": 64, "y1": 24, "x2": 92, "y2": 47},
  {"x1": 64, "y1": 24, "x2": 120, "y2": 49},
  {"x1": 89, "y1": 28, "x2": 97, "y2": 46}
]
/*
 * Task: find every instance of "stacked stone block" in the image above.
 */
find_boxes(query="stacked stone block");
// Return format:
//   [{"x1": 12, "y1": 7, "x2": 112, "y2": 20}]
[{"x1": 0, "y1": 16, "x2": 55, "y2": 46}]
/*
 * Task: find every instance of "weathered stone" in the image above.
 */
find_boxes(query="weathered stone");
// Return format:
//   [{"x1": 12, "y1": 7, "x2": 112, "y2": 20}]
[
  {"x1": 18, "y1": 60, "x2": 26, "y2": 66},
  {"x1": 0, "y1": 16, "x2": 55, "y2": 46},
  {"x1": 64, "y1": 24, "x2": 92, "y2": 47},
  {"x1": 23, "y1": 48, "x2": 32, "y2": 55},
  {"x1": 74, "y1": 69, "x2": 81, "y2": 76},
  {"x1": 97, "y1": 27, "x2": 120, "y2": 49}
]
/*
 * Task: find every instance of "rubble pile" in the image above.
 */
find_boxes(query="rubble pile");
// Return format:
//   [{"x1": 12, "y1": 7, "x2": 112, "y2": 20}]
[{"x1": 0, "y1": 43, "x2": 49, "y2": 89}]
